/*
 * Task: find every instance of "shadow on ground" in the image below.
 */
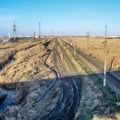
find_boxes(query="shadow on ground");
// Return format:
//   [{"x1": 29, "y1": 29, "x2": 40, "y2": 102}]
[{"x1": 0, "y1": 70, "x2": 120, "y2": 120}]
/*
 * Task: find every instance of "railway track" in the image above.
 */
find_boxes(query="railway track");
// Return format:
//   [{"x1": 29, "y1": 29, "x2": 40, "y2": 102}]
[
  {"x1": 45, "y1": 78, "x2": 80, "y2": 120},
  {"x1": 60, "y1": 38, "x2": 120, "y2": 97},
  {"x1": 0, "y1": 38, "x2": 81, "y2": 119},
  {"x1": 37, "y1": 38, "x2": 81, "y2": 120}
]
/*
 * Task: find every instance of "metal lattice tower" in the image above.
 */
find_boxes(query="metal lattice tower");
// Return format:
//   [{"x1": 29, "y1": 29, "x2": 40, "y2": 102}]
[
  {"x1": 39, "y1": 22, "x2": 41, "y2": 39},
  {"x1": 13, "y1": 21, "x2": 16, "y2": 41},
  {"x1": 87, "y1": 30, "x2": 89, "y2": 40},
  {"x1": 33, "y1": 31, "x2": 35, "y2": 40}
]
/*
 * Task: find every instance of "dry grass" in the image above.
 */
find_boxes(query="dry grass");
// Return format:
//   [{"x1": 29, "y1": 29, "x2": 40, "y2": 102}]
[
  {"x1": 63, "y1": 36, "x2": 120, "y2": 71},
  {"x1": 0, "y1": 38, "x2": 120, "y2": 119},
  {"x1": 61, "y1": 37, "x2": 120, "y2": 120},
  {"x1": 0, "y1": 41, "x2": 55, "y2": 85},
  {"x1": 0, "y1": 41, "x2": 42, "y2": 65},
  {"x1": 93, "y1": 115, "x2": 115, "y2": 120},
  {"x1": 0, "y1": 39, "x2": 59, "y2": 120}
]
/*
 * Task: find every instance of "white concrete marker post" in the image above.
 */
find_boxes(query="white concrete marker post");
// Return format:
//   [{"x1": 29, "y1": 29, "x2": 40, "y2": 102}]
[{"x1": 103, "y1": 25, "x2": 107, "y2": 87}]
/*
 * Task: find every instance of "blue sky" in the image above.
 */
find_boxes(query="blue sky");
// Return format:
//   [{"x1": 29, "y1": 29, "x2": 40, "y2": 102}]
[{"x1": 0, "y1": 0, "x2": 120, "y2": 36}]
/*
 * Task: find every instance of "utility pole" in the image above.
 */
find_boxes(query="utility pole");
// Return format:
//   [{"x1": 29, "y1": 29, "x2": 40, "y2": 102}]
[
  {"x1": 52, "y1": 30, "x2": 54, "y2": 37},
  {"x1": 13, "y1": 21, "x2": 16, "y2": 41},
  {"x1": 87, "y1": 30, "x2": 89, "y2": 51},
  {"x1": 39, "y1": 22, "x2": 41, "y2": 39},
  {"x1": 8, "y1": 33, "x2": 11, "y2": 39},
  {"x1": 103, "y1": 25, "x2": 107, "y2": 86},
  {"x1": 33, "y1": 31, "x2": 35, "y2": 40},
  {"x1": 87, "y1": 30, "x2": 89, "y2": 40}
]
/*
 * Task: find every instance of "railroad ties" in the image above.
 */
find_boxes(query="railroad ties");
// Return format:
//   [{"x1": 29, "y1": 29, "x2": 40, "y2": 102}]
[
  {"x1": 44, "y1": 77, "x2": 81, "y2": 120},
  {"x1": 60, "y1": 37, "x2": 120, "y2": 98},
  {"x1": 35, "y1": 38, "x2": 81, "y2": 119}
]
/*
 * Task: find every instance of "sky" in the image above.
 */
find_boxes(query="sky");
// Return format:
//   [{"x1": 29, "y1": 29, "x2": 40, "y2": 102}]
[{"x1": 0, "y1": 0, "x2": 120, "y2": 36}]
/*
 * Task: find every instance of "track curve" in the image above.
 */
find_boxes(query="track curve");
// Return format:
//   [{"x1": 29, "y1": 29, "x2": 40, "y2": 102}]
[{"x1": 44, "y1": 39, "x2": 81, "y2": 120}]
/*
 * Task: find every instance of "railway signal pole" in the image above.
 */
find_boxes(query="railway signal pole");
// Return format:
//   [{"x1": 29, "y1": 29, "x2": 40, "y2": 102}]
[{"x1": 103, "y1": 25, "x2": 107, "y2": 86}]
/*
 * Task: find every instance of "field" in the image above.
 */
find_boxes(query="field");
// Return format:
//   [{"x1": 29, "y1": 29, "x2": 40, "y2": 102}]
[
  {"x1": 0, "y1": 39, "x2": 57, "y2": 119},
  {"x1": 0, "y1": 37, "x2": 120, "y2": 120},
  {"x1": 63, "y1": 36, "x2": 120, "y2": 72}
]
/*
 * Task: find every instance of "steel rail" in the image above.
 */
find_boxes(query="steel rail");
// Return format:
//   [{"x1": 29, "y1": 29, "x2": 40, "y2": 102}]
[
  {"x1": 60, "y1": 38, "x2": 120, "y2": 97},
  {"x1": 44, "y1": 39, "x2": 81, "y2": 120}
]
